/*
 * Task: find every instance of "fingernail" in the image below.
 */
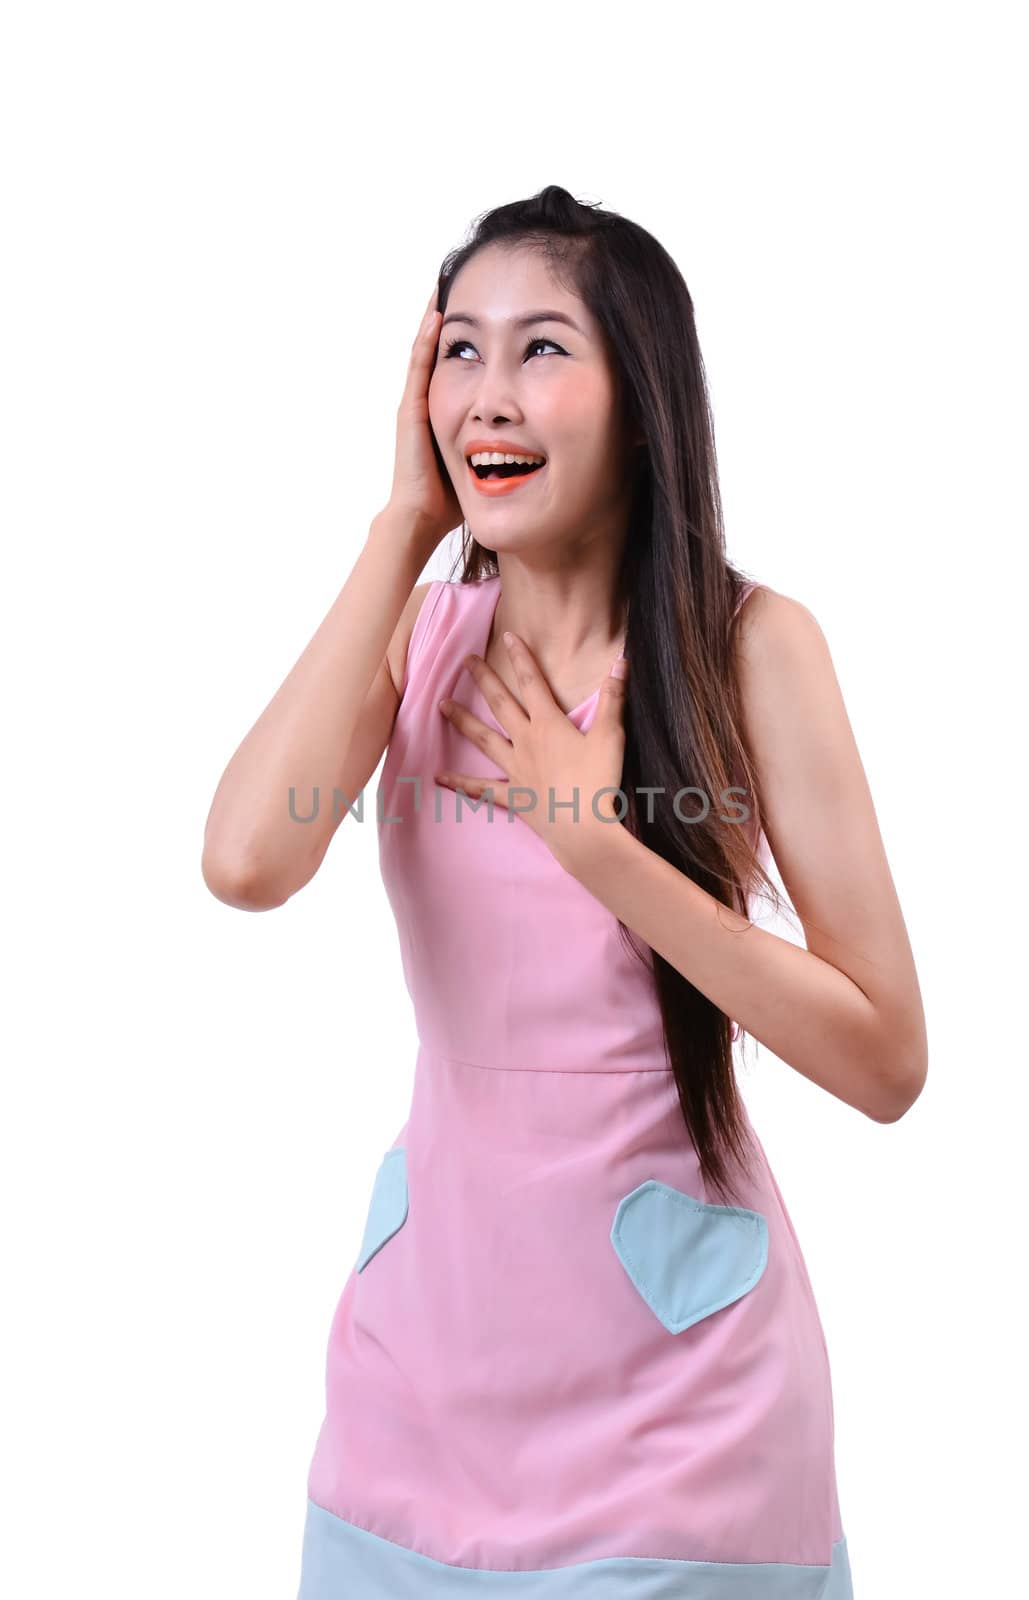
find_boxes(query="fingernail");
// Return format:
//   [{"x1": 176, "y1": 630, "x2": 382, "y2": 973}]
[{"x1": 610, "y1": 657, "x2": 628, "y2": 679}]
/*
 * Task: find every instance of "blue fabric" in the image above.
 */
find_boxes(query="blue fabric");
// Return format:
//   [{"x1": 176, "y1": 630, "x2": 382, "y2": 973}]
[
  {"x1": 609, "y1": 1179, "x2": 769, "y2": 1333},
  {"x1": 355, "y1": 1146, "x2": 409, "y2": 1272},
  {"x1": 297, "y1": 1499, "x2": 854, "y2": 1597}
]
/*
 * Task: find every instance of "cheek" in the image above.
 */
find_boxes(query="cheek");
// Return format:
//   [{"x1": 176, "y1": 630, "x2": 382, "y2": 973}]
[
  {"x1": 428, "y1": 363, "x2": 463, "y2": 418},
  {"x1": 548, "y1": 368, "x2": 616, "y2": 432},
  {"x1": 551, "y1": 384, "x2": 619, "y2": 465}
]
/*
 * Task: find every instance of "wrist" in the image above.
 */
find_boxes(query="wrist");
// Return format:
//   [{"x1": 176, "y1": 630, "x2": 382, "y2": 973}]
[
  {"x1": 369, "y1": 504, "x2": 442, "y2": 566},
  {"x1": 553, "y1": 810, "x2": 631, "y2": 882}
]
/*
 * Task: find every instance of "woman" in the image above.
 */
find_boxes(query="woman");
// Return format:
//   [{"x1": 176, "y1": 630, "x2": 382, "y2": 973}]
[{"x1": 203, "y1": 186, "x2": 925, "y2": 1596}]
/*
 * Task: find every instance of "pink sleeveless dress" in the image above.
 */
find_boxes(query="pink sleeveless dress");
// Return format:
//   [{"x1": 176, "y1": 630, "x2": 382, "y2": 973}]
[{"x1": 297, "y1": 575, "x2": 854, "y2": 1597}]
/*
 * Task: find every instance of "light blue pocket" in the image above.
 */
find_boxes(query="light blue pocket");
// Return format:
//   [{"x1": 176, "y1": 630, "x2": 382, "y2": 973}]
[
  {"x1": 611, "y1": 1178, "x2": 768, "y2": 1333},
  {"x1": 356, "y1": 1147, "x2": 409, "y2": 1272}
]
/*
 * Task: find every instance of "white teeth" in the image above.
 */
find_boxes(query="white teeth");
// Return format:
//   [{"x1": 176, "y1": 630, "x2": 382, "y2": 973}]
[{"x1": 468, "y1": 451, "x2": 545, "y2": 467}]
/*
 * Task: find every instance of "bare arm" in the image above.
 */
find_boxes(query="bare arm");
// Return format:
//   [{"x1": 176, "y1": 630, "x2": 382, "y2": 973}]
[
  {"x1": 202, "y1": 283, "x2": 463, "y2": 912},
  {"x1": 201, "y1": 509, "x2": 431, "y2": 911},
  {"x1": 562, "y1": 587, "x2": 928, "y2": 1122}
]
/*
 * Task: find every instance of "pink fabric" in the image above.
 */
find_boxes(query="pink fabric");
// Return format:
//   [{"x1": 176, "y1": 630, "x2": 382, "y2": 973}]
[{"x1": 306, "y1": 575, "x2": 843, "y2": 1571}]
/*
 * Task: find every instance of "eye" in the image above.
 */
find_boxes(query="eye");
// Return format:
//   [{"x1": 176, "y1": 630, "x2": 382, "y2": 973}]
[
  {"x1": 442, "y1": 334, "x2": 566, "y2": 361},
  {"x1": 525, "y1": 337, "x2": 564, "y2": 359}
]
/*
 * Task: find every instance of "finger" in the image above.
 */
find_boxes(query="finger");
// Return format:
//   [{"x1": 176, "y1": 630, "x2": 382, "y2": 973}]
[
  {"x1": 500, "y1": 631, "x2": 560, "y2": 716},
  {"x1": 594, "y1": 655, "x2": 629, "y2": 720},
  {"x1": 434, "y1": 771, "x2": 512, "y2": 809},
  {"x1": 400, "y1": 296, "x2": 441, "y2": 394},
  {"x1": 396, "y1": 313, "x2": 441, "y2": 419},
  {"x1": 416, "y1": 289, "x2": 439, "y2": 343},
  {"x1": 439, "y1": 696, "x2": 514, "y2": 761},
  {"x1": 463, "y1": 653, "x2": 530, "y2": 732}
]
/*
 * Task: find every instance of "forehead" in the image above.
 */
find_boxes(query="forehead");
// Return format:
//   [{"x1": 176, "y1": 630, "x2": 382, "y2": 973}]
[{"x1": 445, "y1": 244, "x2": 594, "y2": 337}]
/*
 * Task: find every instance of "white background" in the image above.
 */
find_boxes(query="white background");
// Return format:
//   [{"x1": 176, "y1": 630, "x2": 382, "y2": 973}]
[{"x1": 3, "y1": 3, "x2": 1024, "y2": 1595}]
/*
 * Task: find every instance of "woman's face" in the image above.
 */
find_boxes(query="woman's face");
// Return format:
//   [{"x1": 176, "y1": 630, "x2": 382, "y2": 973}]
[{"x1": 428, "y1": 244, "x2": 636, "y2": 555}]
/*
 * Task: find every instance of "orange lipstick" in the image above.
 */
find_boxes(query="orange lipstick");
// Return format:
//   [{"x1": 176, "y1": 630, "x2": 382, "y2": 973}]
[{"x1": 466, "y1": 460, "x2": 548, "y2": 497}]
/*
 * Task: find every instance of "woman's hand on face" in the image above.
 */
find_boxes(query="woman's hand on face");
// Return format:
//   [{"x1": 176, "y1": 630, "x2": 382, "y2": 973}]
[
  {"x1": 382, "y1": 288, "x2": 464, "y2": 562},
  {"x1": 434, "y1": 634, "x2": 630, "y2": 873}
]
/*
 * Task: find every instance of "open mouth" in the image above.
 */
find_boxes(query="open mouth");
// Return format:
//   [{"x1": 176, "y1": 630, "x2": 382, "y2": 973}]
[
  {"x1": 468, "y1": 458, "x2": 546, "y2": 481},
  {"x1": 465, "y1": 455, "x2": 548, "y2": 497}
]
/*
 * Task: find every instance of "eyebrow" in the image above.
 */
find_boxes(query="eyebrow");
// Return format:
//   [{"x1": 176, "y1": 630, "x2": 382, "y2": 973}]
[{"x1": 439, "y1": 309, "x2": 587, "y2": 337}]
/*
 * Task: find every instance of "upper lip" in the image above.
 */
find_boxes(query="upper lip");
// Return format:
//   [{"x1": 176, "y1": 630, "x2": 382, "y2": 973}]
[{"x1": 463, "y1": 437, "x2": 547, "y2": 461}]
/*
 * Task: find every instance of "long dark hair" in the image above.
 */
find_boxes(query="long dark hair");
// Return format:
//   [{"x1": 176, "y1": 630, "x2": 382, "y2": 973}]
[{"x1": 435, "y1": 185, "x2": 785, "y2": 1206}]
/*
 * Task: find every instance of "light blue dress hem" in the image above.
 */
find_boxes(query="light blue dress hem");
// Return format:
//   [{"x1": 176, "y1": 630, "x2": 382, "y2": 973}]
[{"x1": 297, "y1": 1497, "x2": 854, "y2": 1597}]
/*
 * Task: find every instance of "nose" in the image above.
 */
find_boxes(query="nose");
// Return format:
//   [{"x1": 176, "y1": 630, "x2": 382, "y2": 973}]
[{"x1": 469, "y1": 371, "x2": 526, "y2": 429}]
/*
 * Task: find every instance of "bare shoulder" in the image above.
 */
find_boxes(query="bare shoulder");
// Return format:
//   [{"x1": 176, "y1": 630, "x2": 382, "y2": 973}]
[
  {"x1": 732, "y1": 583, "x2": 845, "y2": 739},
  {"x1": 733, "y1": 582, "x2": 829, "y2": 668},
  {"x1": 731, "y1": 582, "x2": 846, "y2": 792},
  {"x1": 385, "y1": 579, "x2": 438, "y2": 700}
]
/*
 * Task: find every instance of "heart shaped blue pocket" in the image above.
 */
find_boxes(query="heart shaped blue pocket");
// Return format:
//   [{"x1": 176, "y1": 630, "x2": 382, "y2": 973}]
[
  {"x1": 356, "y1": 1147, "x2": 409, "y2": 1273},
  {"x1": 611, "y1": 1178, "x2": 768, "y2": 1333}
]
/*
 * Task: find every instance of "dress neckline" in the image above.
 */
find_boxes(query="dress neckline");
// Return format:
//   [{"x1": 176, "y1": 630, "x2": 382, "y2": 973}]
[{"x1": 467, "y1": 575, "x2": 625, "y2": 727}]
